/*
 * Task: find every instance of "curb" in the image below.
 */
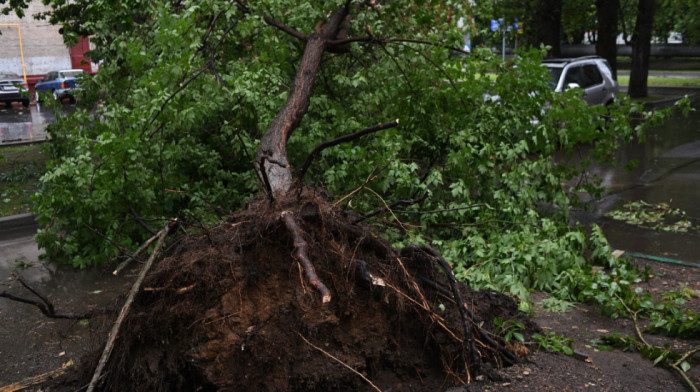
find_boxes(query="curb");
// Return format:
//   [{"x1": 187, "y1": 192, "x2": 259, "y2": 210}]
[
  {"x1": 0, "y1": 213, "x2": 38, "y2": 241},
  {"x1": 616, "y1": 86, "x2": 700, "y2": 110}
]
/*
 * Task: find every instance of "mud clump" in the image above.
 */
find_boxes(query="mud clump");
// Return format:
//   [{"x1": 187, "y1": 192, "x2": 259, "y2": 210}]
[{"x1": 63, "y1": 189, "x2": 524, "y2": 391}]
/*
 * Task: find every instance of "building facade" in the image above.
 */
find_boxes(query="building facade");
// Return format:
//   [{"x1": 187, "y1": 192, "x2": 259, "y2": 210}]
[{"x1": 0, "y1": 3, "x2": 93, "y2": 89}]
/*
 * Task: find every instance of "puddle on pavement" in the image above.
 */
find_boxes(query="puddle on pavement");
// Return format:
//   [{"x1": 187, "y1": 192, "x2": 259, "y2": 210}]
[
  {"x1": 0, "y1": 104, "x2": 74, "y2": 145},
  {"x1": 579, "y1": 105, "x2": 700, "y2": 263}
]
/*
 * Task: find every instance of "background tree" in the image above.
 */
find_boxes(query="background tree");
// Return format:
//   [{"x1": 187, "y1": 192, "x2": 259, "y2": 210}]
[
  {"x1": 596, "y1": 0, "x2": 620, "y2": 79},
  {"x1": 629, "y1": 0, "x2": 655, "y2": 97},
  {"x1": 562, "y1": 0, "x2": 596, "y2": 44}
]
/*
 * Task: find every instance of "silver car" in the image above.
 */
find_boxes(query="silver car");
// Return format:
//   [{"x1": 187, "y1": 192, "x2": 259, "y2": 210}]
[
  {"x1": 543, "y1": 56, "x2": 618, "y2": 106},
  {"x1": 0, "y1": 72, "x2": 30, "y2": 108}
]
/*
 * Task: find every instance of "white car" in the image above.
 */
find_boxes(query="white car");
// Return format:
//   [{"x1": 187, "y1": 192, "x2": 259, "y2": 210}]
[{"x1": 543, "y1": 56, "x2": 618, "y2": 106}]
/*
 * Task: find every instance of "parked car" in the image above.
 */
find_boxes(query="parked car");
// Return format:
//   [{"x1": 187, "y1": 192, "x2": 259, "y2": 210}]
[
  {"x1": 0, "y1": 72, "x2": 30, "y2": 108},
  {"x1": 543, "y1": 56, "x2": 618, "y2": 106},
  {"x1": 34, "y1": 69, "x2": 85, "y2": 103}
]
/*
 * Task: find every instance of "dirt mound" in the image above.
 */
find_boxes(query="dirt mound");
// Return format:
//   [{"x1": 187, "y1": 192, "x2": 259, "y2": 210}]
[{"x1": 62, "y1": 189, "x2": 524, "y2": 391}]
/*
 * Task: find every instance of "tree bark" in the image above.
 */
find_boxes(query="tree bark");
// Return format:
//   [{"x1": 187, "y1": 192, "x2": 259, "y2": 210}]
[
  {"x1": 255, "y1": 7, "x2": 349, "y2": 197},
  {"x1": 629, "y1": 0, "x2": 655, "y2": 98},
  {"x1": 534, "y1": 0, "x2": 563, "y2": 57},
  {"x1": 595, "y1": 0, "x2": 619, "y2": 79}
]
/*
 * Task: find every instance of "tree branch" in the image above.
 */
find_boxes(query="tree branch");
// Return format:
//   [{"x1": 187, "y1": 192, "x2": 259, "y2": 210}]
[
  {"x1": 87, "y1": 219, "x2": 176, "y2": 392},
  {"x1": 328, "y1": 36, "x2": 472, "y2": 57},
  {"x1": 263, "y1": 15, "x2": 308, "y2": 41},
  {"x1": 129, "y1": 204, "x2": 157, "y2": 235},
  {"x1": 255, "y1": 4, "x2": 352, "y2": 196},
  {"x1": 0, "y1": 276, "x2": 96, "y2": 319},
  {"x1": 296, "y1": 119, "x2": 399, "y2": 181}
]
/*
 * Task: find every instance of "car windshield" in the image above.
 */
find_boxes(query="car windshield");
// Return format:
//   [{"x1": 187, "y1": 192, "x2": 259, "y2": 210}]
[
  {"x1": 60, "y1": 70, "x2": 84, "y2": 78},
  {"x1": 546, "y1": 67, "x2": 562, "y2": 89}
]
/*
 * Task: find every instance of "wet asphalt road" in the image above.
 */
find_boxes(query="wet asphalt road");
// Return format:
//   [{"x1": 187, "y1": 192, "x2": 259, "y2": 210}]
[{"x1": 0, "y1": 102, "x2": 75, "y2": 146}]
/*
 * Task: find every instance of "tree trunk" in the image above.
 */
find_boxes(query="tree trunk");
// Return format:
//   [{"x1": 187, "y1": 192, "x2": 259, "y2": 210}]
[
  {"x1": 629, "y1": 0, "x2": 655, "y2": 98},
  {"x1": 595, "y1": 0, "x2": 619, "y2": 79},
  {"x1": 255, "y1": 7, "x2": 348, "y2": 197},
  {"x1": 535, "y1": 0, "x2": 563, "y2": 57}
]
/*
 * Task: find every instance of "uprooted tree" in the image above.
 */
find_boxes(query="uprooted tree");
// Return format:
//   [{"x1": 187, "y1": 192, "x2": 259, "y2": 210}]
[{"x1": 0, "y1": 0, "x2": 665, "y2": 390}]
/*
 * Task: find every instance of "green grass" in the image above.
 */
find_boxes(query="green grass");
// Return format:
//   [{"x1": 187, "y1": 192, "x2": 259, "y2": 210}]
[
  {"x1": 617, "y1": 76, "x2": 700, "y2": 88},
  {"x1": 0, "y1": 144, "x2": 48, "y2": 217}
]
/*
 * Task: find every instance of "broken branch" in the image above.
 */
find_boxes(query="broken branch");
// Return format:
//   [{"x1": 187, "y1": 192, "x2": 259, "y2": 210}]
[
  {"x1": 113, "y1": 225, "x2": 169, "y2": 275},
  {"x1": 87, "y1": 219, "x2": 176, "y2": 392},
  {"x1": 281, "y1": 211, "x2": 331, "y2": 303},
  {"x1": 0, "y1": 276, "x2": 95, "y2": 319}
]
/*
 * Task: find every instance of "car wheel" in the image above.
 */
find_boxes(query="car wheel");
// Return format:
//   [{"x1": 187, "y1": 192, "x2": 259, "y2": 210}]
[
  {"x1": 5, "y1": 102, "x2": 12, "y2": 109},
  {"x1": 69, "y1": 96, "x2": 76, "y2": 104}
]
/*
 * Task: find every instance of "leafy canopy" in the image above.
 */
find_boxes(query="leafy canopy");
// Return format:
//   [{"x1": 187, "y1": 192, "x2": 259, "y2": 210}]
[{"x1": 10, "y1": 0, "x2": 662, "y2": 310}]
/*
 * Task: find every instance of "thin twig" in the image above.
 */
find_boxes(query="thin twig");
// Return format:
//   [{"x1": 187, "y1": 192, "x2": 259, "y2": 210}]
[
  {"x1": 0, "y1": 361, "x2": 73, "y2": 392},
  {"x1": 87, "y1": 219, "x2": 176, "y2": 392},
  {"x1": 615, "y1": 293, "x2": 698, "y2": 392},
  {"x1": 393, "y1": 203, "x2": 487, "y2": 215},
  {"x1": 363, "y1": 187, "x2": 410, "y2": 234},
  {"x1": 112, "y1": 226, "x2": 167, "y2": 275},
  {"x1": 353, "y1": 192, "x2": 429, "y2": 224},
  {"x1": 258, "y1": 157, "x2": 275, "y2": 202},
  {"x1": 332, "y1": 175, "x2": 377, "y2": 208},
  {"x1": 297, "y1": 332, "x2": 382, "y2": 392}
]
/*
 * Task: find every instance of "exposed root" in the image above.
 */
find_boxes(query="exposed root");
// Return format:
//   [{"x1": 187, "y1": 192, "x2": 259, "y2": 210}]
[
  {"x1": 297, "y1": 332, "x2": 382, "y2": 392},
  {"x1": 46, "y1": 189, "x2": 523, "y2": 391},
  {"x1": 282, "y1": 210, "x2": 332, "y2": 303}
]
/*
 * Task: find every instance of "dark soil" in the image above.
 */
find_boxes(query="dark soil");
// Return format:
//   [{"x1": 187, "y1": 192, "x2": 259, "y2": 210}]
[
  {"x1": 1, "y1": 190, "x2": 698, "y2": 391},
  {"x1": 42, "y1": 189, "x2": 525, "y2": 391}
]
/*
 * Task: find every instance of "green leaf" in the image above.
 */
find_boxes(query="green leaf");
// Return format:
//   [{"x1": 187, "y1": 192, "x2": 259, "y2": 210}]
[{"x1": 680, "y1": 361, "x2": 691, "y2": 373}]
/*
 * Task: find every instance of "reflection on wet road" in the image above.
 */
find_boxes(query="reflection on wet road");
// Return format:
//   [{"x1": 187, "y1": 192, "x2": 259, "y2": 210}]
[
  {"x1": 0, "y1": 103, "x2": 75, "y2": 145},
  {"x1": 582, "y1": 106, "x2": 700, "y2": 263}
]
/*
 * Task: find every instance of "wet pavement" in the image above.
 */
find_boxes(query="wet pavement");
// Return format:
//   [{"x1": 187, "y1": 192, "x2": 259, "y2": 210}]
[
  {"x1": 0, "y1": 103, "x2": 75, "y2": 146},
  {"x1": 580, "y1": 106, "x2": 700, "y2": 263}
]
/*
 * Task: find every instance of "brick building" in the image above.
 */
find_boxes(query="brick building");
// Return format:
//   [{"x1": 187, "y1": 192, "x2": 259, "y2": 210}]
[{"x1": 0, "y1": 3, "x2": 95, "y2": 89}]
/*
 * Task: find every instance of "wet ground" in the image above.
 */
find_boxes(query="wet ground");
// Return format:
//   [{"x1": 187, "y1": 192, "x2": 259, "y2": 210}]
[
  {"x1": 0, "y1": 102, "x2": 75, "y2": 146},
  {"x1": 583, "y1": 105, "x2": 700, "y2": 264},
  {"x1": 0, "y1": 98, "x2": 699, "y2": 388}
]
